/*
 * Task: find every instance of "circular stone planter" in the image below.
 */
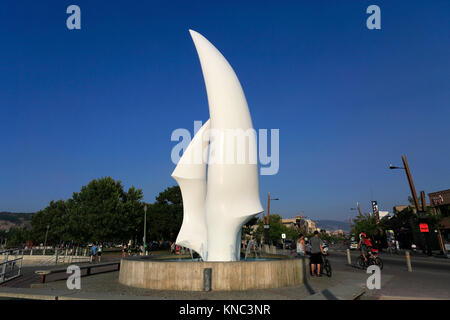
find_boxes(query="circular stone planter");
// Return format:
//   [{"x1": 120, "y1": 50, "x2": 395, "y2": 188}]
[{"x1": 119, "y1": 256, "x2": 310, "y2": 291}]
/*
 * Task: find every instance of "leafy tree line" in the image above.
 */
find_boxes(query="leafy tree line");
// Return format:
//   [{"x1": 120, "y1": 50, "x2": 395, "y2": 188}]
[
  {"x1": 2, "y1": 177, "x2": 183, "y2": 248},
  {"x1": 249, "y1": 214, "x2": 343, "y2": 244},
  {"x1": 350, "y1": 200, "x2": 443, "y2": 251},
  {"x1": 2, "y1": 177, "x2": 346, "y2": 248}
]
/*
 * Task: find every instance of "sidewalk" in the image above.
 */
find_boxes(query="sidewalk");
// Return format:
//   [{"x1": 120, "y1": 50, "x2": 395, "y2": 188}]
[{"x1": 0, "y1": 268, "x2": 368, "y2": 300}]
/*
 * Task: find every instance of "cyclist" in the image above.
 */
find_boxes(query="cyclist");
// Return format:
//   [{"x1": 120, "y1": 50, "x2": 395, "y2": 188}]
[{"x1": 358, "y1": 232, "x2": 372, "y2": 263}]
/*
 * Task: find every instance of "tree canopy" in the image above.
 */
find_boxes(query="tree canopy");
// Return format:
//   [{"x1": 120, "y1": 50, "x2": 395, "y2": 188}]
[
  {"x1": 25, "y1": 177, "x2": 183, "y2": 246},
  {"x1": 253, "y1": 214, "x2": 300, "y2": 243}
]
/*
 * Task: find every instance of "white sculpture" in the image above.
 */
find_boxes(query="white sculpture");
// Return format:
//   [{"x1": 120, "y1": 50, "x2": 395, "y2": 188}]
[{"x1": 171, "y1": 30, "x2": 263, "y2": 261}]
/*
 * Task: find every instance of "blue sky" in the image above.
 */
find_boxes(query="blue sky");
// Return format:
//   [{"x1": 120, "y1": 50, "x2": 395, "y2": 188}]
[{"x1": 1, "y1": 1, "x2": 449, "y2": 221}]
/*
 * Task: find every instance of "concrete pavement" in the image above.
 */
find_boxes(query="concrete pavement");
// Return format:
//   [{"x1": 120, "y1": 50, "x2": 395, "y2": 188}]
[
  {"x1": 325, "y1": 248, "x2": 450, "y2": 300},
  {"x1": 0, "y1": 265, "x2": 369, "y2": 300},
  {"x1": 2, "y1": 246, "x2": 448, "y2": 300}
]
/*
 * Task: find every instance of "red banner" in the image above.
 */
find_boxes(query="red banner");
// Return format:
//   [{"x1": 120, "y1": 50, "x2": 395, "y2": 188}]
[{"x1": 419, "y1": 223, "x2": 429, "y2": 233}]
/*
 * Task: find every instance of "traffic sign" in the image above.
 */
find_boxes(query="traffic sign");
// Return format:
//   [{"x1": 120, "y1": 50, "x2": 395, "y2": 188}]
[
  {"x1": 281, "y1": 233, "x2": 286, "y2": 239},
  {"x1": 419, "y1": 223, "x2": 429, "y2": 233}
]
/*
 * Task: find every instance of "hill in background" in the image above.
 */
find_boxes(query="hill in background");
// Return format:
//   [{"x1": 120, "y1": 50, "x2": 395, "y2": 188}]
[
  {"x1": 0, "y1": 212, "x2": 33, "y2": 230},
  {"x1": 315, "y1": 220, "x2": 350, "y2": 233}
]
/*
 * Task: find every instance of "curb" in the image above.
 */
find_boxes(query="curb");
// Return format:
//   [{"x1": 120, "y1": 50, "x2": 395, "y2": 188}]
[{"x1": 0, "y1": 291, "x2": 59, "y2": 300}]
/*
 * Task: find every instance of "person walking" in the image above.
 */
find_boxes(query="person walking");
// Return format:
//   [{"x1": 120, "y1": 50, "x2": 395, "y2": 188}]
[
  {"x1": 296, "y1": 234, "x2": 306, "y2": 257},
  {"x1": 90, "y1": 243, "x2": 98, "y2": 263},
  {"x1": 310, "y1": 231, "x2": 325, "y2": 277}
]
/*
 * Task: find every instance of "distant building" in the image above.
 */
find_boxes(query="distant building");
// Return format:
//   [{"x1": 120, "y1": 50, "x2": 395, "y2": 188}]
[
  {"x1": 428, "y1": 189, "x2": 450, "y2": 250},
  {"x1": 281, "y1": 218, "x2": 298, "y2": 228},
  {"x1": 379, "y1": 211, "x2": 390, "y2": 219},
  {"x1": 393, "y1": 205, "x2": 415, "y2": 214},
  {"x1": 281, "y1": 215, "x2": 317, "y2": 234},
  {"x1": 333, "y1": 230, "x2": 345, "y2": 236}
]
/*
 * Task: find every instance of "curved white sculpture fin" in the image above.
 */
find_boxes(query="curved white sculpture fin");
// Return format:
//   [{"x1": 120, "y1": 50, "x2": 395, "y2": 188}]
[
  {"x1": 189, "y1": 30, "x2": 263, "y2": 261},
  {"x1": 172, "y1": 119, "x2": 210, "y2": 260}
]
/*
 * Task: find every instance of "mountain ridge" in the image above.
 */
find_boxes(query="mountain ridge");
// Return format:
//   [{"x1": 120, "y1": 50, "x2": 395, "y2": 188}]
[{"x1": 315, "y1": 219, "x2": 350, "y2": 233}]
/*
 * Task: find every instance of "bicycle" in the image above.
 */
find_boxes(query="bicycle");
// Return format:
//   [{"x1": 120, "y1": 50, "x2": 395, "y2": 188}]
[
  {"x1": 357, "y1": 248, "x2": 383, "y2": 270},
  {"x1": 322, "y1": 252, "x2": 332, "y2": 277}
]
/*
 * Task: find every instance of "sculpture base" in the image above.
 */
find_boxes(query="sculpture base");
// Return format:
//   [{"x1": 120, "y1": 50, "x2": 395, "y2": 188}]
[{"x1": 118, "y1": 256, "x2": 310, "y2": 291}]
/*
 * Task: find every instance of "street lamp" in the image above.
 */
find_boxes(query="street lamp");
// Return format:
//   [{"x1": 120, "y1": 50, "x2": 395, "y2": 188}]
[
  {"x1": 389, "y1": 155, "x2": 439, "y2": 255},
  {"x1": 263, "y1": 192, "x2": 279, "y2": 245},
  {"x1": 143, "y1": 204, "x2": 147, "y2": 255},
  {"x1": 389, "y1": 155, "x2": 420, "y2": 212},
  {"x1": 350, "y1": 202, "x2": 362, "y2": 217},
  {"x1": 43, "y1": 224, "x2": 49, "y2": 255}
]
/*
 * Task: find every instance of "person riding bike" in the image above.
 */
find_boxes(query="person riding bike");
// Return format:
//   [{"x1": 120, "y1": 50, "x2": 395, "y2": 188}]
[{"x1": 358, "y1": 232, "x2": 373, "y2": 263}]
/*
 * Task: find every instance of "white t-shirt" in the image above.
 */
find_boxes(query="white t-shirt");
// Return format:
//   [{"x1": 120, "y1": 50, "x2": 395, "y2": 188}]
[{"x1": 296, "y1": 241, "x2": 305, "y2": 254}]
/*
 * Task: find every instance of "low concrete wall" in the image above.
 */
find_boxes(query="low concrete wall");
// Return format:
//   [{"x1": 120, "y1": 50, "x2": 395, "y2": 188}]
[
  {"x1": 119, "y1": 257, "x2": 310, "y2": 291},
  {"x1": 3, "y1": 255, "x2": 89, "y2": 266}
]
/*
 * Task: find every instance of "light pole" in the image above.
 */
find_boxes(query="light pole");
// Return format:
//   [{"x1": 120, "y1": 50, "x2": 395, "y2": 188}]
[
  {"x1": 389, "y1": 155, "x2": 420, "y2": 212},
  {"x1": 348, "y1": 206, "x2": 359, "y2": 237},
  {"x1": 43, "y1": 224, "x2": 49, "y2": 255},
  {"x1": 143, "y1": 204, "x2": 147, "y2": 255},
  {"x1": 350, "y1": 202, "x2": 362, "y2": 217},
  {"x1": 349, "y1": 209, "x2": 356, "y2": 232},
  {"x1": 390, "y1": 155, "x2": 435, "y2": 255},
  {"x1": 263, "y1": 192, "x2": 279, "y2": 245}
]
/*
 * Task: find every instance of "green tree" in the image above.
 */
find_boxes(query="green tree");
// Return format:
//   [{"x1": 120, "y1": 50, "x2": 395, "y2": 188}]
[
  {"x1": 351, "y1": 214, "x2": 379, "y2": 239},
  {"x1": 30, "y1": 200, "x2": 67, "y2": 245},
  {"x1": 30, "y1": 177, "x2": 144, "y2": 245},
  {"x1": 147, "y1": 186, "x2": 183, "y2": 242},
  {"x1": 253, "y1": 214, "x2": 300, "y2": 243},
  {"x1": 241, "y1": 216, "x2": 259, "y2": 240},
  {"x1": 3, "y1": 227, "x2": 29, "y2": 248}
]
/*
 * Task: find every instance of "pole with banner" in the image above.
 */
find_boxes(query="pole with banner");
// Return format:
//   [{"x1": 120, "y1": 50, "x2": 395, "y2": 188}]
[{"x1": 371, "y1": 201, "x2": 379, "y2": 224}]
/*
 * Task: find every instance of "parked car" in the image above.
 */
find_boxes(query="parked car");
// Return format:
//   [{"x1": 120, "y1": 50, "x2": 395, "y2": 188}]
[
  {"x1": 274, "y1": 241, "x2": 283, "y2": 249},
  {"x1": 284, "y1": 239, "x2": 295, "y2": 250}
]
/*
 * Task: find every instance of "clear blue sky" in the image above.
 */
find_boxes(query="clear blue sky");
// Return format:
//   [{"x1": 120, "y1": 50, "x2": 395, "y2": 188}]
[{"x1": 1, "y1": 1, "x2": 449, "y2": 221}]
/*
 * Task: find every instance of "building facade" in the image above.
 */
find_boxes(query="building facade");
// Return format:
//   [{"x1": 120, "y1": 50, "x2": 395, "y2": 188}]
[
  {"x1": 281, "y1": 215, "x2": 317, "y2": 234},
  {"x1": 428, "y1": 189, "x2": 450, "y2": 253}
]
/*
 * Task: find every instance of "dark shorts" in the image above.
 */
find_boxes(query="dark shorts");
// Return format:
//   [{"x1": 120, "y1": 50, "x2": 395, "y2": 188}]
[
  {"x1": 361, "y1": 245, "x2": 369, "y2": 256},
  {"x1": 310, "y1": 253, "x2": 323, "y2": 264},
  {"x1": 97, "y1": 252, "x2": 102, "y2": 256}
]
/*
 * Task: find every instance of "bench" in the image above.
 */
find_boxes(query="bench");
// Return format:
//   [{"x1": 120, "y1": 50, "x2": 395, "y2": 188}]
[{"x1": 35, "y1": 261, "x2": 120, "y2": 283}]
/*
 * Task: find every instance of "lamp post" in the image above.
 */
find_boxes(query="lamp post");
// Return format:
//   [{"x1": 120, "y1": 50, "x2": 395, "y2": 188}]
[
  {"x1": 354, "y1": 202, "x2": 362, "y2": 217},
  {"x1": 389, "y1": 155, "x2": 420, "y2": 212},
  {"x1": 43, "y1": 224, "x2": 49, "y2": 255},
  {"x1": 390, "y1": 155, "x2": 434, "y2": 255},
  {"x1": 143, "y1": 204, "x2": 147, "y2": 255},
  {"x1": 263, "y1": 192, "x2": 279, "y2": 245}
]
